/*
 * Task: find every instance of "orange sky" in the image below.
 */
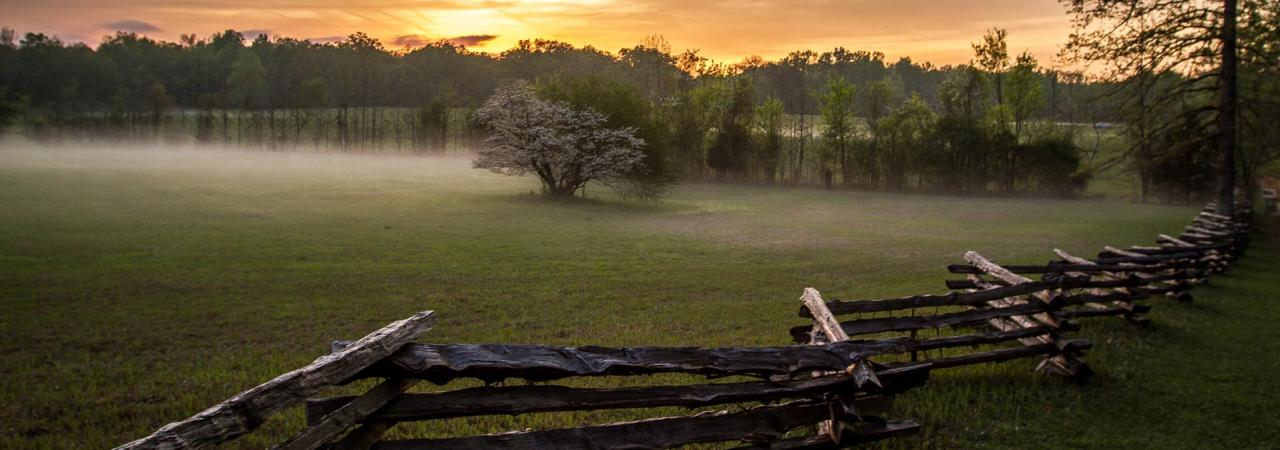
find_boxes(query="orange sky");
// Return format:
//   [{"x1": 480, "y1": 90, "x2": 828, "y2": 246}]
[{"x1": 0, "y1": 0, "x2": 1075, "y2": 67}]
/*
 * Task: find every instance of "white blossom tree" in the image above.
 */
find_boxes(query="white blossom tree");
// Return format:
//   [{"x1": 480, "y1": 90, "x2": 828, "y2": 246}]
[{"x1": 473, "y1": 81, "x2": 646, "y2": 197}]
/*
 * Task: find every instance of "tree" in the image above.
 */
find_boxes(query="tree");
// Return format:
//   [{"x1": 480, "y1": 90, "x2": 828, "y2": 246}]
[
  {"x1": 417, "y1": 89, "x2": 455, "y2": 152},
  {"x1": 147, "y1": 81, "x2": 170, "y2": 127},
  {"x1": 537, "y1": 75, "x2": 676, "y2": 196},
  {"x1": 1005, "y1": 51, "x2": 1044, "y2": 139},
  {"x1": 877, "y1": 93, "x2": 937, "y2": 190},
  {"x1": 705, "y1": 77, "x2": 756, "y2": 179},
  {"x1": 226, "y1": 48, "x2": 268, "y2": 142},
  {"x1": 668, "y1": 88, "x2": 711, "y2": 177},
  {"x1": 756, "y1": 97, "x2": 785, "y2": 183},
  {"x1": 781, "y1": 50, "x2": 818, "y2": 184},
  {"x1": 972, "y1": 28, "x2": 1010, "y2": 105},
  {"x1": 298, "y1": 77, "x2": 330, "y2": 145},
  {"x1": 1235, "y1": 0, "x2": 1280, "y2": 203},
  {"x1": 939, "y1": 66, "x2": 988, "y2": 121},
  {"x1": 862, "y1": 74, "x2": 901, "y2": 135},
  {"x1": 857, "y1": 75, "x2": 900, "y2": 186},
  {"x1": 0, "y1": 86, "x2": 19, "y2": 129},
  {"x1": 1022, "y1": 134, "x2": 1087, "y2": 197},
  {"x1": 617, "y1": 35, "x2": 684, "y2": 101},
  {"x1": 473, "y1": 81, "x2": 646, "y2": 198},
  {"x1": 819, "y1": 76, "x2": 858, "y2": 186},
  {"x1": 1061, "y1": 0, "x2": 1261, "y2": 214}
]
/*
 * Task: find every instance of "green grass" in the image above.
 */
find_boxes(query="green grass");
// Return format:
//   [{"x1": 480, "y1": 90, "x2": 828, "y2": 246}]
[{"x1": 0, "y1": 145, "x2": 1276, "y2": 448}]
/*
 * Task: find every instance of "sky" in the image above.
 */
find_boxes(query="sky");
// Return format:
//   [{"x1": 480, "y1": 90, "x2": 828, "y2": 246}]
[{"x1": 0, "y1": 0, "x2": 1076, "y2": 67}]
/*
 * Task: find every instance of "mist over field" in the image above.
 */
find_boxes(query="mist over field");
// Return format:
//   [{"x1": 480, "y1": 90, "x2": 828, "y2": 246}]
[
  {"x1": 0, "y1": 138, "x2": 1198, "y2": 255},
  {"x1": 2, "y1": 134, "x2": 1278, "y2": 450}
]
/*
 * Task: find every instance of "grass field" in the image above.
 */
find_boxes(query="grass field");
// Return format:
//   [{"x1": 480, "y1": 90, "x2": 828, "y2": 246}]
[{"x1": 1, "y1": 144, "x2": 1277, "y2": 449}]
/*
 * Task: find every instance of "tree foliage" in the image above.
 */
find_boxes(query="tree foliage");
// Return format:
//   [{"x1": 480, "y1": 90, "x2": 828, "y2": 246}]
[
  {"x1": 473, "y1": 81, "x2": 646, "y2": 198},
  {"x1": 1062, "y1": 0, "x2": 1280, "y2": 209},
  {"x1": 755, "y1": 97, "x2": 785, "y2": 183},
  {"x1": 538, "y1": 74, "x2": 676, "y2": 196},
  {"x1": 819, "y1": 76, "x2": 858, "y2": 185}
]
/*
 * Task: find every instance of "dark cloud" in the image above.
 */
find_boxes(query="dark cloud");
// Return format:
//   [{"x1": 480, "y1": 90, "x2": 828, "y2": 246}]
[
  {"x1": 239, "y1": 29, "x2": 272, "y2": 38},
  {"x1": 446, "y1": 34, "x2": 498, "y2": 47},
  {"x1": 61, "y1": 34, "x2": 88, "y2": 45},
  {"x1": 306, "y1": 36, "x2": 345, "y2": 44},
  {"x1": 392, "y1": 34, "x2": 428, "y2": 48},
  {"x1": 103, "y1": 19, "x2": 160, "y2": 33},
  {"x1": 392, "y1": 34, "x2": 497, "y2": 49}
]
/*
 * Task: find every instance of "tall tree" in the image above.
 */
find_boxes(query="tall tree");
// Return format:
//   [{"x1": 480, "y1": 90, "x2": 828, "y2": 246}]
[
  {"x1": 705, "y1": 77, "x2": 756, "y2": 178},
  {"x1": 1236, "y1": 0, "x2": 1280, "y2": 201},
  {"x1": 1218, "y1": 0, "x2": 1238, "y2": 214},
  {"x1": 538, "y1": 75, "x2": 676, "y2": 195},
  {"x1": 1062, "y1": 0, "x2": 1250, "y2": 213},
  {"x1": 756, "y1": 97, "x2": 785, "y2": 183},
  {"x1": 972, "y1": 28, "x2": 1010, "y2": 105},
  {"x1": 877, "y1": 93, "x2": 937, "y2": 190},
  {"x1": 1004, "y1": 51, "x2": 1044, "y2": 139},
  {"x1": 226, "y1": 48, "x2": 268, "y2": 143},
  {"x1": 819, "y1": 76, "x2": 858, "y2": 186}
]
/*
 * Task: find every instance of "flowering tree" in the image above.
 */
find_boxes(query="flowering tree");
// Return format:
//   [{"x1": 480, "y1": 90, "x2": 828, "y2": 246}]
[{"x1": 473, "y1": 81, "x2": 646, "y2": 197}]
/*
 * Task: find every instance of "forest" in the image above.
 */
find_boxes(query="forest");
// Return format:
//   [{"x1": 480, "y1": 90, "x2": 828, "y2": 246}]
[{"x1": 0, "y1": 1, "x2": 1276, "y2": 201}]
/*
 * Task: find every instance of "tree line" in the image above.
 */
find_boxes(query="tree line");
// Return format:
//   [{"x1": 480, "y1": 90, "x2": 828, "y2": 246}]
[{"x1": 0, "y1": 0, "x2": 1276, "y2": 202}]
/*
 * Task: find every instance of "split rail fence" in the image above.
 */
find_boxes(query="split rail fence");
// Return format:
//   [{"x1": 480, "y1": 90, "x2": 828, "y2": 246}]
[
  {"x1": 118, "y1": 202, "x2": 1254, "y2": 449},
  {"x1": 794, "y1": 202, "x2": 1251, "y2": 383}
]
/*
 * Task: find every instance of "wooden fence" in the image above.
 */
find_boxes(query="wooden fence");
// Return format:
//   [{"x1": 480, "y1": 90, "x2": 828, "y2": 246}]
[
  {"x1": 118, "y1": 202, "x2": 1253, "y2": 449},
  {"x1": 793, "y1": 202, "x2": 1252, "y2": 383},
  {"x1": 118, "y1": 314, "x2": 932, "y2": 450}
]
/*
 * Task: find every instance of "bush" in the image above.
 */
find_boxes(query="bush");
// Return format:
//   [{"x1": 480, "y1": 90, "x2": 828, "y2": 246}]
[{"x1": 1022, "y1": 134, "x2": 1086, "y2": 197}]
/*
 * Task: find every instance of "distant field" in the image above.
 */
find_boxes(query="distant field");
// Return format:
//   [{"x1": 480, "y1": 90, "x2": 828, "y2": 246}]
[{"x1": 0, "y1": 145, "x2": 1276, "y2": 448}]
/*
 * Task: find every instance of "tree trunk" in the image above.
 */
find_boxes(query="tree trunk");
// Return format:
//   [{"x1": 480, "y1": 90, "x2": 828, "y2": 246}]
[
  {"x1": 1140, "y1": 170, "x2": 1151, "y2": 203},
  {"x1": 994, "y1": 73, "x2": 1004, "y2": 105},
  {"x1": 549, "y1": 183, "x2": 578, "y2": 198},
  {"x1": 1216, "y1": 0, "x2": 1238, "y2": 216}
]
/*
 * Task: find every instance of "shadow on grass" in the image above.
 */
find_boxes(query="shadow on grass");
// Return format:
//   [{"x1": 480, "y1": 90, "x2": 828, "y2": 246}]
[{"x1": 493, "y1": 190, "x2": 702, "y2": 215}]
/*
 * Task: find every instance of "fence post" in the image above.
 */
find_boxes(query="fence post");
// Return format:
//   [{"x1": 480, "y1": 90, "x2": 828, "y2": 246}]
[
  {"x1": 963, "y1": 252, "x2": 1090, "y2": 380},
  {"x1": 1053, "y1": 249, "x2": 1148, "y2": 324}
]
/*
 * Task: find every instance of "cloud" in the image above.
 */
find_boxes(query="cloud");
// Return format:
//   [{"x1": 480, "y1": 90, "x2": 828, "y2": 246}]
[
  {"x1": 103, "y1": 19, "x2": 160, "y2": 33},
  {"x1": 305, "y1": 36, "x2": 345, "y2": 44},
  {"x1": 61, "y1": 34, "x2": 88, "y2": 45},
  {"x1": 392, "y1": 34, "x2": 428, "y2": 47},
  {"x1": 391, "y1": 34, "x2": 498, "y2": 49},
  {"x1": 239, "y1": 29, "x2": 272, "y2": 38},
  {"x1": 446, "y1": 34, "x2": 498, "y2": 47}
]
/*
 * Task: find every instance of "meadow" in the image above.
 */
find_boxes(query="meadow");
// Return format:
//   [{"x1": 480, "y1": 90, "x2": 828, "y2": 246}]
[{"x1": 0, "y1": 144, "x2": 1277, "y2": 448}]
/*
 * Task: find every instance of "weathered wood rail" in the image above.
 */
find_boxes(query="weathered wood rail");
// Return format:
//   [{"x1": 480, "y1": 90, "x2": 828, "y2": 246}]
[
  {"x1": 120, "y1": 202, "x2": 1253, "y2": 449},
  {"x1": 118, "y1": 314, "x2": 933, "y2": 449},
  {"x1": 792, "y1": 202, "x2": 1253, "y2": 382}
]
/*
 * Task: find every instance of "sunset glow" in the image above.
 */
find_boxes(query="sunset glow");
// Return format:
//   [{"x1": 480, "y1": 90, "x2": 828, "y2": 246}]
[{"x1": 2, "y1": 0, "x2": 1073, "y2": 66}]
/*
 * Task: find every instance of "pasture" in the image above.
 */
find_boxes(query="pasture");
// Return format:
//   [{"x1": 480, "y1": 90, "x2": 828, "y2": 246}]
[{"x1": 1, "y1": 144, "x2": 1277, "y2": 448}]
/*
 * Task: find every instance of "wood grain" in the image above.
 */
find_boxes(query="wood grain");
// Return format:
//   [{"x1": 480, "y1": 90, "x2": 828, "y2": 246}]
[{"x1": 118, "y1": 311, "x2": 436, "y2": 450}]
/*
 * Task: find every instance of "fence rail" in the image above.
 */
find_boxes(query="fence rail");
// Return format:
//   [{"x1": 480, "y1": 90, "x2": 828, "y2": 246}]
[
  {"x1": 794, "y1": 201, "x2": 1252, "y2": 384},
  {"x1": 118, "y1": 201, "x2": 1254, "y2": 449}
]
